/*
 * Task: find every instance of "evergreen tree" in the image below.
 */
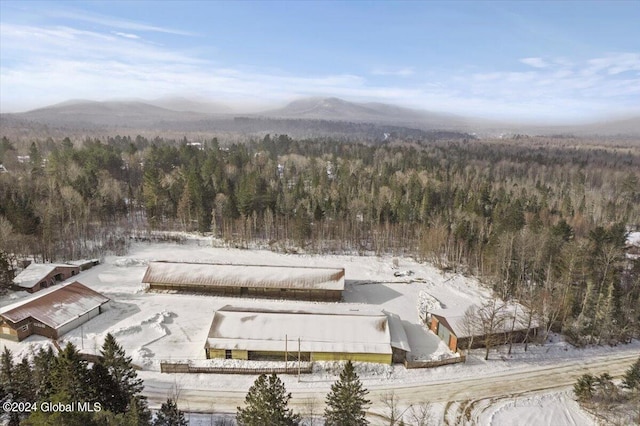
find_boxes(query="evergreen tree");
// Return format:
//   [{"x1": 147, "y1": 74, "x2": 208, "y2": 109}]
[
  {"x1": 0, "y1": 250, "x2": 14, "y2": 293},
  {"x1": 100, "y1": 333, "x2": 145, "y2": 414},
  {"x1": 0, "y1": 381, "x2": 5, "y2": 415},
  {"x1": 89, "y1": 361, "x2": 119, "y2": 411},
  {"x1": 574, "y1": 373, "x2": 596, "y2": 402},
  {"x1": 0, "y1": 346, "x2": 13, "y2": 395},
  {"x1": 237, "y1": 373, "x2": 300, "y2": 426},
  {"x1": 12, "y1": 358, "x2": 35, "y2": 403},
  {"x1": 324, "y1": 361, "x2": 370, "y2": 426},
  {"x1": 50, "y1": 343, "x2": 90, "y2": 402},
  {"x1": 122, "y1": 395, "x2": 152, "y2": 426},
  {"x1": 622, "y1": 357, "x2": 640, "y2": 390},
  {"x1": 32, "y1": 346, "x2": 55, "y2": 400},
  {"x1": 153, "y1": 398, "x2": 187, "y2": 426}
]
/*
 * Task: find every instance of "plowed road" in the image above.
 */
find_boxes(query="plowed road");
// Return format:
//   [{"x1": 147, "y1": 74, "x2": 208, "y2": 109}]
[{"x1": 143, "y1": 351, "x2": 639, "y2": 414}]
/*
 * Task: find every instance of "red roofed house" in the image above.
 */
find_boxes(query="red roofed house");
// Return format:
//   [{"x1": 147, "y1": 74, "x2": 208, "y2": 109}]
[{"x1": 0, "y1": 281, "x2": 110, "y2": 342}]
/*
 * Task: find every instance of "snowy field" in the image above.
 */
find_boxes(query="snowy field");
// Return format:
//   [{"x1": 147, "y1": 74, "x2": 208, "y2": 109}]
[
  {"x1": 479, "y1": 391, "x2": 593, "y2": 426},
  {"x1": 2, "y1": 236, "x2": 638, "y2": 425},
  {"x1": 2, "y1": 238, "x2": 468, "y2": 366}
]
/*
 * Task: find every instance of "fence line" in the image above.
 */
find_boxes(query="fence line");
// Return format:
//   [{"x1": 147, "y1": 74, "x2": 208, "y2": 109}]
[{"x1": 160, "y1": 362, "x2": 313, "y2": 375}]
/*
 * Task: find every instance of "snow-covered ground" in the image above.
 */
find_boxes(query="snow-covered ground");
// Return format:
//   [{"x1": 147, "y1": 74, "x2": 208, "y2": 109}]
[
  {"x1": 2, "y1": 239, "x2": 468, "y2": 366},
  {"x1": 478, "y1": 391, "x2": 594, "y2": 426},
  {"x1": 2, "y1": 237, "x2": 638, "y2": 425}
]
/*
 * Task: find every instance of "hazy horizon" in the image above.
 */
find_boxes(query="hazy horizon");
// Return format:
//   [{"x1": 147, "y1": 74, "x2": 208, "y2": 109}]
[{"x1": 1, "y1": 1, "x2": 639, "y2": 123}]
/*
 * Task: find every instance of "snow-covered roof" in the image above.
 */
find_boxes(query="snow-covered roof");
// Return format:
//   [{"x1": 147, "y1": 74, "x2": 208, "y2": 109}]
[
  {"x1": 0, "y1": 281, "x2": 110, "y2": 329},
  {"x1": 430, "y1": 303, "x2": 538, "y2": 339},
  {"x1": 205, "y1": 305, "x2": 392, "y2": 354},
  {"x1": 143, "y1": 261, "x2": 345, "y2": 291},
  {"x1": 13, "y1": 263, "x2": 79, "y2": 289},
  {"x1": 627, "y1": 232, "x2": 640, "y2": 247},
  {"x1": 385, "y1": 311, "x2": 411, "y2": 352},
  {"x1": 67, "y1": 259, "x2": 100, "y2": 267}
]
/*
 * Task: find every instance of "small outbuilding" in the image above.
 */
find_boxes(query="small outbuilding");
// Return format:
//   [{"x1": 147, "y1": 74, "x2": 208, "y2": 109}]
[
  {"x1": 143, "y1": 261, "x2": 345, "y2": 302},
  {"x1": 429, "y1": 306, "x2": 538, "y2": 353},
  {"x1": 0, "y1": 281, "x2": 110, "y2": 341},
  {"x1": 13, "y1": 263, "x2": 81, "y2": 293},
  {"x1": 204, "y1": 305, "x2": 410, "y2": 365}
]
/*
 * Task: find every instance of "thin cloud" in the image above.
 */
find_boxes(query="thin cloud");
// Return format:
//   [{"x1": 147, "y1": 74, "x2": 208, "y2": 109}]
[
  {"x1": 520, "y1": 57, "x2": 548, "y2": 68},
  {"x1": 371, "y1": 67, "x2": 415, "y2": 77},
  {"x1": 48, "y1": 8, "x2": 194, "y2": 36},
  {"x1": 113, "y1": 31, "x2": 140, "y2": 40}
]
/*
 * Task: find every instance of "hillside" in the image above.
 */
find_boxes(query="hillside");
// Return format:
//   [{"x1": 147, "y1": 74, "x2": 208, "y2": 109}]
[{"x1": 1, "y1": 97, "x2": 639, "y2": 141}]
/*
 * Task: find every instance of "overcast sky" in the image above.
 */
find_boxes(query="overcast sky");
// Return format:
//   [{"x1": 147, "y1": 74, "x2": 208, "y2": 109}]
[{"x1": 1, "y1": 1, "x2": 639, "y2": 122}]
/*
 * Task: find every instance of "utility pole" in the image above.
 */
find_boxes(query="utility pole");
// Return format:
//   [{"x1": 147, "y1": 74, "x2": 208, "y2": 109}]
[
  {"x1": 285, "y1": 334, "x2": 288, "y2": 371},
  {"x1": 297, "y1": 337, "x2": 301, "y2": 382}
]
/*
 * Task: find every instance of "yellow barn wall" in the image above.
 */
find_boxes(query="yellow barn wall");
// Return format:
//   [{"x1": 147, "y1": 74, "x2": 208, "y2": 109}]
[
  {"x1": 207, "y1": 349, "x2": 226, "y2": 359},
  {"x1": 205, "y1": 348, "x2": 391, "y2": 364},
  {"x1": 232, "y1": 350, "x2": 248, "y2": 360},
  {"x1": 311, "y1": 352, "x2": 392, "y2": 365}
]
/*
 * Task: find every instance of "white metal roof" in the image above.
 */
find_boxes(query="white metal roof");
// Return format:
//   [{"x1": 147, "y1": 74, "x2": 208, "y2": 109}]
[
  {"x1": 143, "y1": 261, "x2": 345, "y2": 291},
  {"x1": 205, "y1": 305, "x2": 392, "y2": 354},
  {"x1": 13, "y1": 263, "x2": 78, "y2": 289},
  {"x1": 0, "y1": 281, "x2": 110, "y2": 329},
  {"x1": 385, "y1": 311, "x2": 411, "y2": 352}
]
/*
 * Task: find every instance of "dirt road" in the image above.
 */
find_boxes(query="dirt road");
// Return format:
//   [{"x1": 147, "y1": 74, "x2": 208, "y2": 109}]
[{"x1": 142, "y1": 350, "x2": 639, "y2": 418}]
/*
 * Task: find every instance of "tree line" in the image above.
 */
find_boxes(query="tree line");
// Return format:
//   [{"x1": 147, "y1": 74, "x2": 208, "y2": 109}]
[
  {"x1": 0, "y1": 333, "x2": 192, "y2": 426},
  {"x1": 1, "y1": 134, "x2": 639, "y2": 345},
  {"x1": 573, "y1": 357, "x2": 640, "y2": 425}
]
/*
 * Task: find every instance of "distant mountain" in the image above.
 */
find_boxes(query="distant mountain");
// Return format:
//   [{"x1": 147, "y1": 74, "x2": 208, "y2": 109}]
[
  {"x1": 5, "y1": 100, "x2": 209, "y2": 129},
  {"x1": 257, "y1": 97, "x2": 471, "y2": 130},
  {"x1": 147, "y1": 96, "x2": 233, "y2": 114},
  {"x1": 1, "y1": 97, "x2": 638, "y2": 139}
]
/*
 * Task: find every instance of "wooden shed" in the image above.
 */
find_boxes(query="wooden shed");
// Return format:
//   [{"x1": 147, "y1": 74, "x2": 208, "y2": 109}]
[
  {"x1": 0, "y1": 281, "x2": 110, "y2": 341},
  {"x1": 204, "y1": 305, "x2": 410, "y2": 365},
  {"x1": 13, "y1": 263, "x2": 81, "y2": 293},
  {"x1": 429, "y1": 307, "x2": 538, "y2": 353},
  {"x1": 143, "y1": 261, "x2": 345, "y2": 302}
]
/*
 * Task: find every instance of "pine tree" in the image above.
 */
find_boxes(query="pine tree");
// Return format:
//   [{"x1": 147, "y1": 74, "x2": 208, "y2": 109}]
[
  {"x1": 237, "y1": 373, "x2": 300, "y2": 426},
  {"x1": 153, "y1": 398, "x2": 187, "y2": 426},
  {"x1": 32, "y1": 346, "x2": 55, "y2": 400},
  {"x1": 324, "y1": 361, "x2": 370, "y2": 426},
  {"x1": 622, "y1": 357, "x2": 640, "y2": 390},
  {"x1": 122, "y1": 395, "x2": 152, "y2": 426},
  {"x1": 100, "y1": 333, "x2": 145, "y2": 414},
  {"x1": 50, "y1": 342, "x2": 90, "y2": 402},
  {"x1": 89, "y1": 361, "x2": 119, "y2": 411},
  {"x1": 0, "y1": 250, "x2": 14, "y2": 293},
  {"x1": 0, "y1": 346, "x2": 13, "y2": 395},
  {"x1": 574, "y1": 373, "x2": 596, "y2": 402},
  {"x1": 12, "y1": 358, "x2": 35, "y2": 403},
  {"x1": 0, "y1": 381, "x2": 5, "y2": 412}
]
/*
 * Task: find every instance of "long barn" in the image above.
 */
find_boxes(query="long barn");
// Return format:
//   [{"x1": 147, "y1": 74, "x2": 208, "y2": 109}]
[
  {"x1": 204, "y1": 305, "x2": 410, "y2": 365},
  {"x1": 0, "y1": 281, "x2": 110, "y2": 341},
  {"x1": 142, "y1": 261, "x2": 345, "y2": 301}
]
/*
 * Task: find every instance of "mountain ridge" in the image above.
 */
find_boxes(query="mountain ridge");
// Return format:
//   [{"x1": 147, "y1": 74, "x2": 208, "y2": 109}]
[{"x1": 2, "y1": 97, "x2": 639, "y2": 138}]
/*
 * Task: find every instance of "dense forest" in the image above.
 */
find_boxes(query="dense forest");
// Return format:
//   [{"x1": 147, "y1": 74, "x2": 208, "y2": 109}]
[
  {"x1": 0, "y1": 335, "x2": 153, "y2": 425},
  {"x1": 1, "y1": 134, "x2": 639, "y2": 346}
]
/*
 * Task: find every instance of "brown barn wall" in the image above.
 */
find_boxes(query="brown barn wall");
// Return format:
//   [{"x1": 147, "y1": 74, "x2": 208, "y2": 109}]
[
  {"x1": 148, "y1": 282, "x2": 341, "y2": 301},
  {"x1": 449, "y1": 334, "x2": 458, "y2": 352},
  {"x1": 430, "y1": 317, "x2": 439, "y2": 333}
]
